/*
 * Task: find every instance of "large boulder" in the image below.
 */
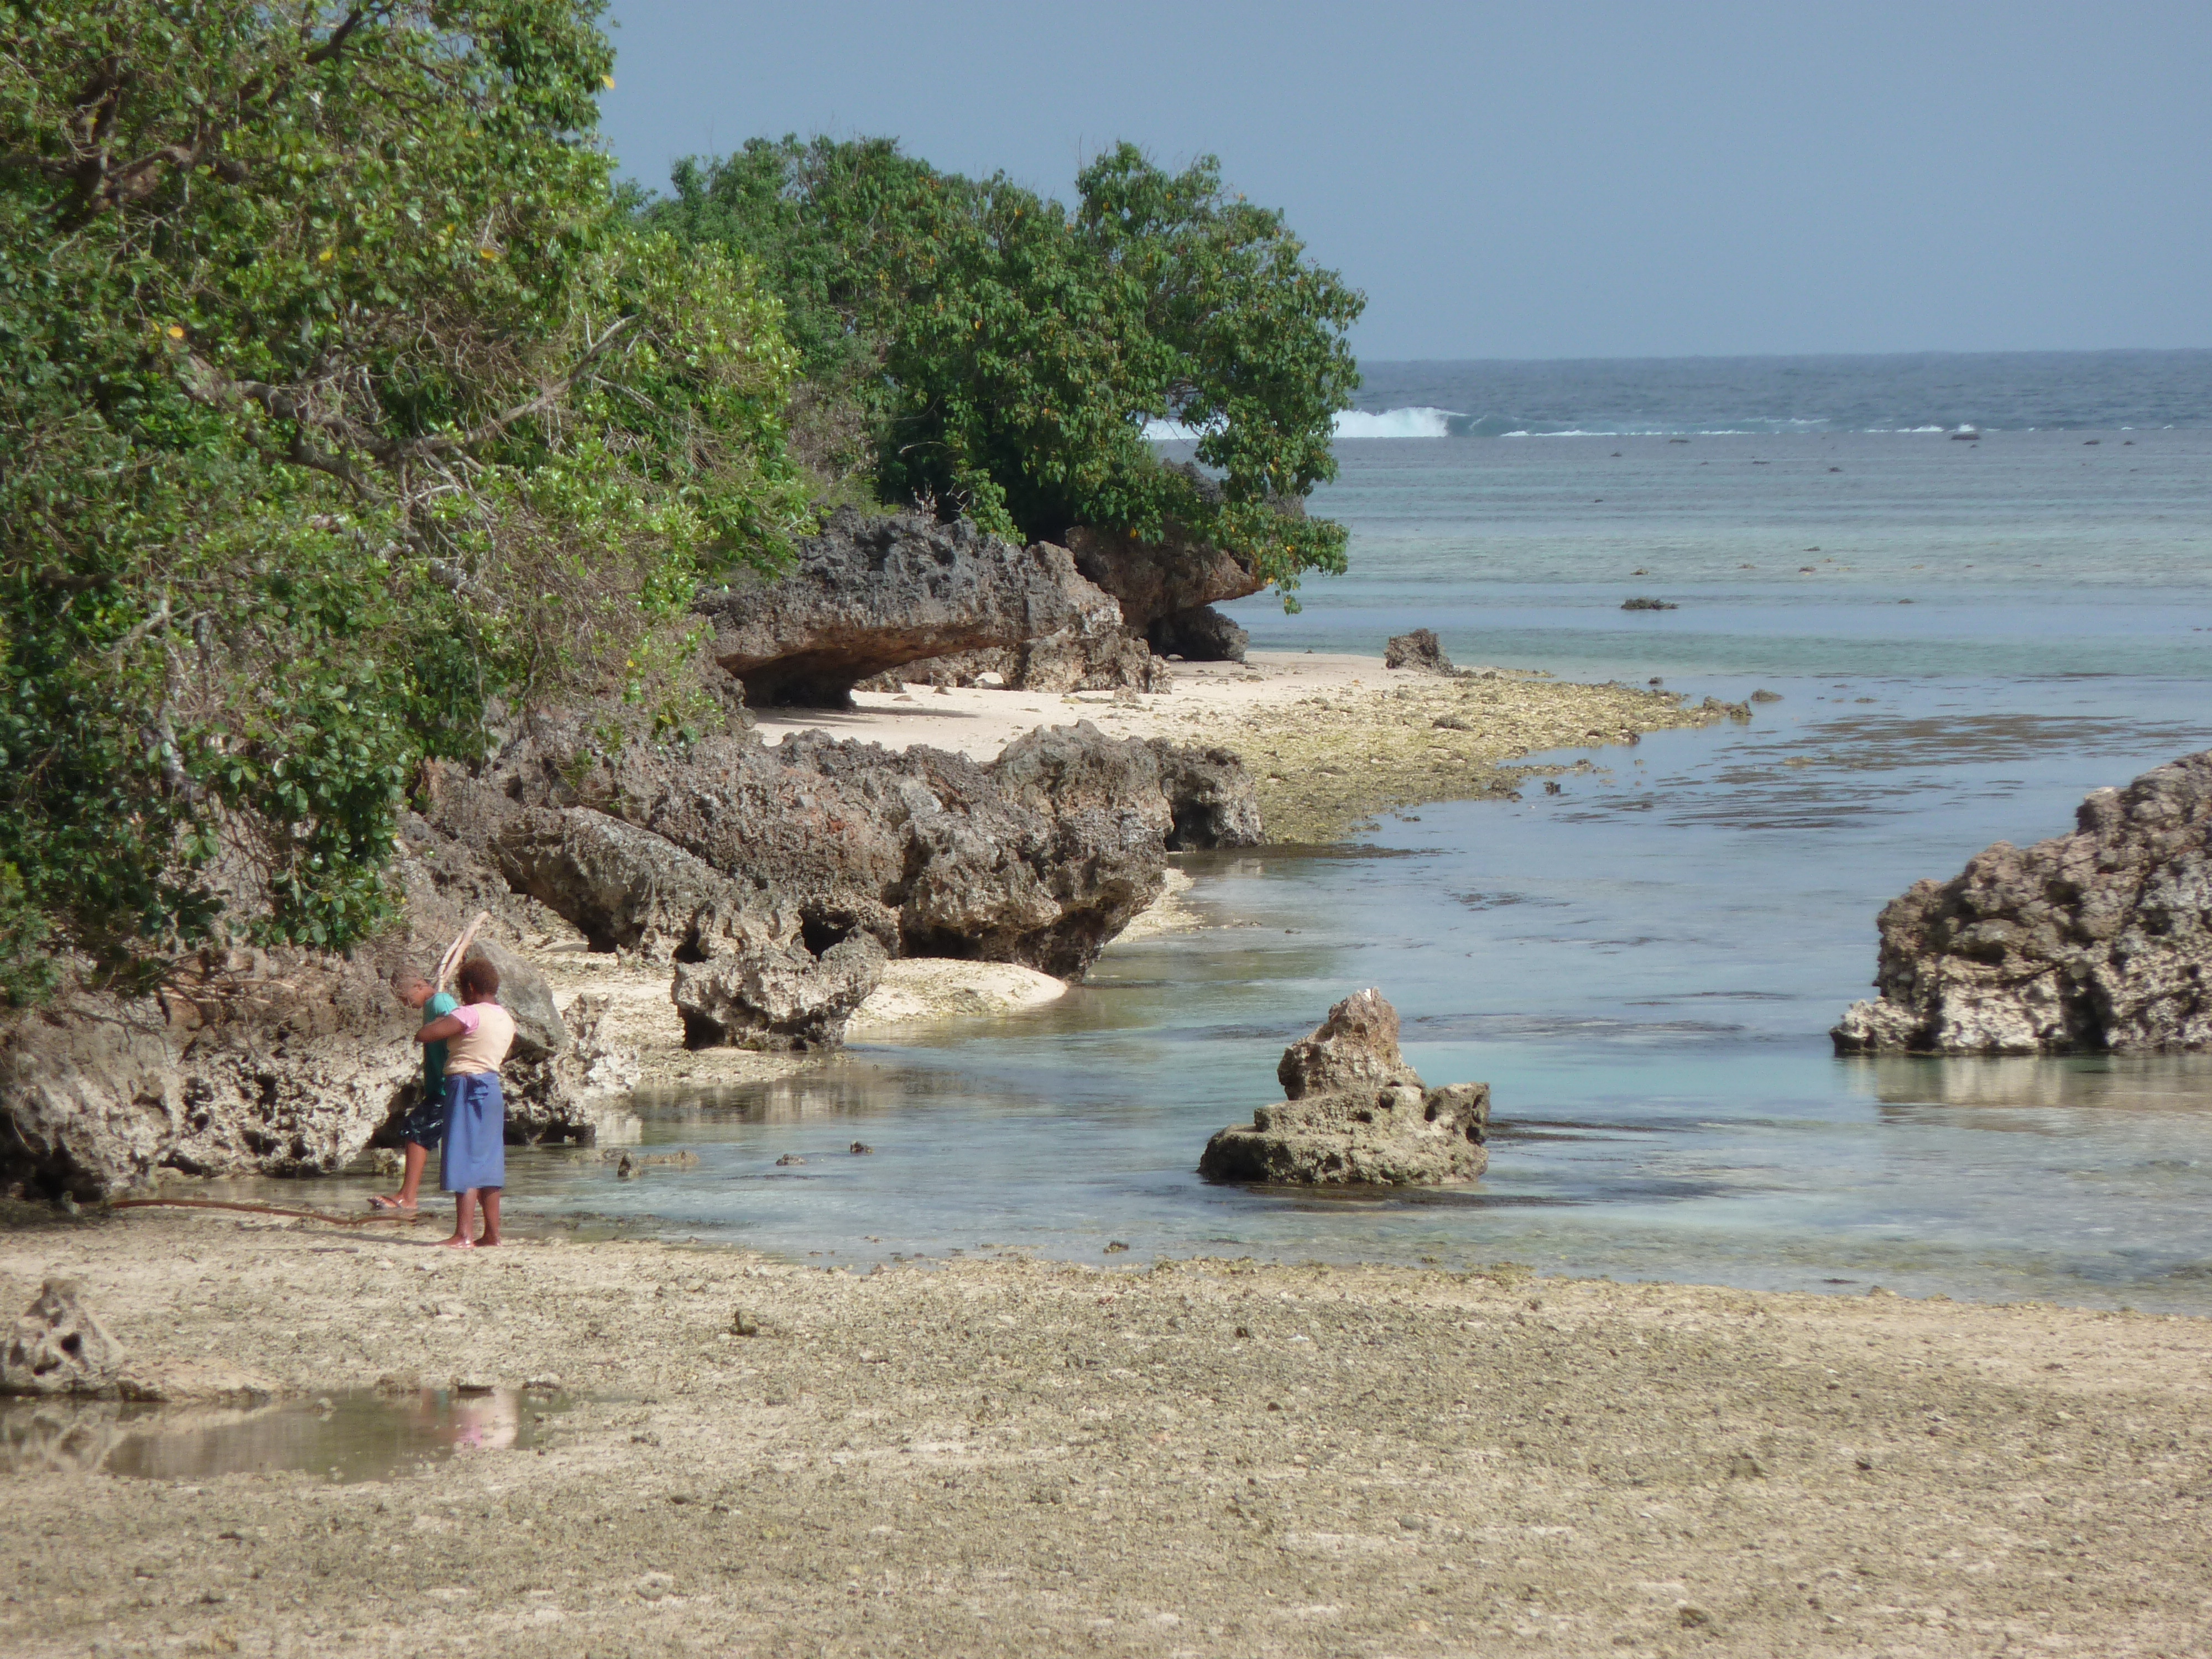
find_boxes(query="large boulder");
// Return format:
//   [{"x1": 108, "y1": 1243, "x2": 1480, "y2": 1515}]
[
  {"x1": 492, "y1": 806, "x2": 735, "y2": 959},
  {"x1": 1061, "y1": 465, "x2": 1272, "y2": 633},
  {"x1": 1833, "y1": 750, "x2": 2212, "y2": 1055},
  {"x1": 1199, "y1": 990, "x2": 1490, "y2": 1185},
  {"x1": 1149, "y1": 604, "x2": 1248, "y2": 664},
  {"x1": 864, "y1": 578, "x2": 1170, "y2": 695},
  {"x1": 696, "y1": 508, "x2": 1105, "y2": 707}
]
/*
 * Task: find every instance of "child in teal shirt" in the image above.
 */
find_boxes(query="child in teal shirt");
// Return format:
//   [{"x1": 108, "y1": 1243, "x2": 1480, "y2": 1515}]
[{"x1": 369, "y1": 972, "x2": 458, "y2": 1214}]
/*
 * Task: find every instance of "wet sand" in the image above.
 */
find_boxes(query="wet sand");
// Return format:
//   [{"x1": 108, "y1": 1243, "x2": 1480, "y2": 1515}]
[{"x1": 6, "y1": 1209, "x2": 2209, "y2": 1657}]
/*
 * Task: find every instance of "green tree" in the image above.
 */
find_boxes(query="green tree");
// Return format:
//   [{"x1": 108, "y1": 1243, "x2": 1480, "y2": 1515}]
[
  {"x1": 648, "y1": 137, "x2": 1364, "y2": 592},
  {"x1": 0, "y1": 1, "x2": 807, "y2": 999}
]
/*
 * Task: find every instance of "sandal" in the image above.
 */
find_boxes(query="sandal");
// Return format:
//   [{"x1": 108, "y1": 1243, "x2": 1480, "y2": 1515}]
[{"x1": 366, "y1": 1196, "x2": 416, "y2": 1213}]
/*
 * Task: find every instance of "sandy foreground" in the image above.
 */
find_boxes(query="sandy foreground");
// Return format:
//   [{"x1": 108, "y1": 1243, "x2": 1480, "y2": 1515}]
[{"x1": 6, "y1": 1212, "x2": 2211, "y2": 1658}]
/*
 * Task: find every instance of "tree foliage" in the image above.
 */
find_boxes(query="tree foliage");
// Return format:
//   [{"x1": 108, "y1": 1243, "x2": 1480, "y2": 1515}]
[
  {"x1": 647, "y1": 137, "x2": 1364, "y2": 591},
  {"x1": 0, "y1": 1, "x2": 807, "y2": 999}
]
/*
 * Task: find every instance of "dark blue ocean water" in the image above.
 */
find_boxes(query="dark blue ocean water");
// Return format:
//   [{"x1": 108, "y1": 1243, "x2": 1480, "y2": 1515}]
[{"x1": 321, "y1": 354, "x2": 2212, "y2": 1309}]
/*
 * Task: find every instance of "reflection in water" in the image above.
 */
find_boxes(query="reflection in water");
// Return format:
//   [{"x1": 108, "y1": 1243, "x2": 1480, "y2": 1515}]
[
  {"x1": 1849, "y1": 1055, "x2": 2212, "y2": 1112},
  {"x1": 1, "y1": 1387, "x2": 559, "y2": 1483}
]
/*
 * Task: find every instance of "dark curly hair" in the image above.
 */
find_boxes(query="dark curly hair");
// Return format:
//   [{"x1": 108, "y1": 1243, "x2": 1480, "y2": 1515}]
[{"x1": 456, "y1": 956, "x2": 501, "y2": 1000}]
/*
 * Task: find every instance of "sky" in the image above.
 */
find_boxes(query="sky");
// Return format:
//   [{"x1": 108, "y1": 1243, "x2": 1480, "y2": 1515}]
[{"x1": 597, "y1": 1, "x2": 2212, "y2": 362}]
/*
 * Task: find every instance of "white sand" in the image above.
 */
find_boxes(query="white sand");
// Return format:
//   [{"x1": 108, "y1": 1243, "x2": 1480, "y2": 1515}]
[{"x1": 750, "y1": 650, "x2": 1397, "y2": 761}]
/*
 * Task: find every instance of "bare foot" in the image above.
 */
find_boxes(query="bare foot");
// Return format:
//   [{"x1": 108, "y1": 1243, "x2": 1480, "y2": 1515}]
[
  {"x1": 439, "y1": 1234, "x2": 475, "y2": 1249},
  {"x1": 367, "y1": 1195, "x2": 417, "y2": 1213},
  {"x1": 475, "y1": 1233, "x2": 500, "y2": 1248}
]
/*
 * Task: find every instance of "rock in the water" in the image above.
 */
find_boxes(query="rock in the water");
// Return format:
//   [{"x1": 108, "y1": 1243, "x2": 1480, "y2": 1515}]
[
  {"x1": 1149, "y1": 743, "x2": 1265, "y2": 851},
  {"x1": 2, "y1": 1280, "x2": 126, "y2": 1397},
  {"x1": 1147, "y1": 604, "x2": 1248, "y2": 664},
  {"x1": 696, "y1": 508, "x2": 1104, "y2": 707},
  {"x1": 1200, "y1": 990, "x2": 1490, "y2": 1185},
  {"x1": 1384, "y1": 629, "x2": 1454, "y2": 674},
  {"x1": 672, "y1": 902, "x2": 888, "y2": 1049},
  {"x1": 1833, "y1": 749, "x2": 2212, "y2": 1054}
]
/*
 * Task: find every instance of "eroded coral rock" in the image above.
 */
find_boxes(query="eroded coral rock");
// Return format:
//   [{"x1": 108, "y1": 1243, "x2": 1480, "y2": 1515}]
[
  {"x1": 671, "y1": 902, "x2": 888, "y2": 1050},
  {"x1": 1384, "y1": 629, "x2": 1454, "y2": 674},
  {"x1": 1200, "y1": 990, "x2": 1490, "y2": 1186},
  {"x1": 1833, "y1": 749, "x2": 2212, "y2": 1055},
  {"x1": 2, "y1": 1280, "x2": 126, "y2": 1397},
  {"x1": 1148, "y1": 604, "x2": 1248, "y2": 664},
  {"x1": 697, "y1": 508, "x2": 1103, "y2": 707}
]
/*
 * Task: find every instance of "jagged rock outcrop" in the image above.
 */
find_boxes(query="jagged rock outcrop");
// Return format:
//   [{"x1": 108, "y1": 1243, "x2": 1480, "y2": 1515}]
[
  {"x1": 1198, "y1": 989, "x2": 1490, "y2": 1185},
  {"x1": 864, "y1": 578, "x2": 1170, "y2": 694},
  {"x1": 1149, "y1": 604, "x2": 1248, "y2": 663},
  {"x1": 492, "y1": 807, "x2": 734, "y2": 958},
  {"x1": 2, "y1": 1280, "x2": 126, "y2": 1397},
  {"x1": 441, "y1": 713, "x2": 1261, "y2": 984},
  {"x1": 0, "y1": 829, "x2": 625, "y2": 1200},
  {"x1": 673, "y1": 903, "x2": 888, "y2": 1050},
  {"x1": 1385, "y1": 629, "x2": 1454, "y2": 674},
  {"x1": 696, "y1": 508, "x2": 1104, "y2": 707},
  {"x1": 1833, "y1": 750, "x2": 2212, "y2": 1054},
  {"x1": 1062, "y1": 464, "x2": 1272, "y2": 633}
]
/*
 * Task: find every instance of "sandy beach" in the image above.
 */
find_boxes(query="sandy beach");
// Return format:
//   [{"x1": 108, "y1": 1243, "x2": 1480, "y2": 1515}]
[
  {"x1": 756, "y1": 650, "x2": 1738, "y2": 844},
  {"x1": 6, "y1": 1209, "x2": 2210, "y2": 1657}
]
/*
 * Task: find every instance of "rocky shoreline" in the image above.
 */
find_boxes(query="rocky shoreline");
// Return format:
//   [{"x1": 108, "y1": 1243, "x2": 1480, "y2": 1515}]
[{"x1": 5, "y1": 1211, "x2": 2209, "y2": 1657}]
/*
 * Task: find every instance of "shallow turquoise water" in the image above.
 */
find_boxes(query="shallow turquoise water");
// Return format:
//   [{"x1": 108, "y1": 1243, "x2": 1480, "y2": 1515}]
[{"x1": 274, "y1": 408, "x2": 2212, "y2": 1310}]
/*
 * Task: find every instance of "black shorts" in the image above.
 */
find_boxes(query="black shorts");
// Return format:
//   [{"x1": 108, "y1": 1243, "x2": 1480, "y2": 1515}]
[{"x1": 402, "y1": 1082, "x2": 447, "y2": 1150}]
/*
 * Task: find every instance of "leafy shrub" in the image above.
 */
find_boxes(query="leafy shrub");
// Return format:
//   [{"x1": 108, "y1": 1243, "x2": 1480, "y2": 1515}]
[
  {"x1": 647, "y1": 137, "x2": 1364, "y2": 594},
  {"x1": 0, "y1": 1, "x2": 807, "y2": 992}
]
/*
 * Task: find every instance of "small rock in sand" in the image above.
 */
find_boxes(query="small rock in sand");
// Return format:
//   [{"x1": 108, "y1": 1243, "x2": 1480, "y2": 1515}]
[
  {"x1": 1383, "y1": 629, "x2": 1453, "y2": 674},
  {"x1": 2, "y1": 1280, "x2": 126, "y2": 1397}
]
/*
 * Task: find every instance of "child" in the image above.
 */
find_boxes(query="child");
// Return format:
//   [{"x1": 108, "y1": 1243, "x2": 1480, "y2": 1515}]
[
  {"x1": 414, "y1": 954, "x2": 517, "y2": 1249},
  {"x1": 371, "y1": 972, "x2": 458, "y2": 1213}
]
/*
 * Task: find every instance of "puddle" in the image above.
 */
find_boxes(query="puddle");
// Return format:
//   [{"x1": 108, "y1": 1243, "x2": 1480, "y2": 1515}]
[{"x1": 0, "y1": 1386, "x2": 567, "y2": 1483}]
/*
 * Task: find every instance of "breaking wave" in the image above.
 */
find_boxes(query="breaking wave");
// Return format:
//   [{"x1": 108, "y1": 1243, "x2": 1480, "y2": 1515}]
[{"x1": 1144, "y1": 409, "x2": 2036, "y2": 441}]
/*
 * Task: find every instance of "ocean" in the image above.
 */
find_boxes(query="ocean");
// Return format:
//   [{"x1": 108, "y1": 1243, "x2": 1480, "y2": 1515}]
[{"x1": 372, "y1": 354, "x2": 2212, "y2": 1306}]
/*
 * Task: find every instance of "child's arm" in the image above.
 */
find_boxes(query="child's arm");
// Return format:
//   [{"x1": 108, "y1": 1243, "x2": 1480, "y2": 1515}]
[{"x1": 416, "y1": 1014, "x2": 466, "y2": 1045}]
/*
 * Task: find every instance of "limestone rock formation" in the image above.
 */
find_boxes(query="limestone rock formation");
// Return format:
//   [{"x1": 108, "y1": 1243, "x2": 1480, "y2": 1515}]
[
  {"x1": 865, "y1": 576, "x2": 1169, "y2": 695},
  {"x1": 696, "y1": 508, "x2": 1103, "y2": 707},
  {"x1": 1199, "y1": 990, "x2": 1490, "y2": 1185},
  {"x1": 2, "y1": 625, "x2": 1265, "y2": 1196},
  {"x1": 492, "y1": 806, "x2": 734, "y2": 959},
  {"x1": 1385, "y1": 629, "x2": 1454, "y2": 674},
  {"x1": 451, "y1": 712, "x2": 1260, "y2": 983},
  {"x1": 0, "y1": 823, "x2": 617, "y2": 1200},
  {"x1": 1832, "y1": 750, "x2": 2212, "y2": 1055},
  {"x1": 1148, "y1": 604, "x2": 1249, "y2": 663},
  {"x1": 1061, "y1": 465, "x2": 1272, "y2": 633},
  {"x1": 673, "y1": 904, "x2": 888, "y2": 1050},
  {"x1": 2, "y1": 1280, "x2": 126, "y2": 1397}
]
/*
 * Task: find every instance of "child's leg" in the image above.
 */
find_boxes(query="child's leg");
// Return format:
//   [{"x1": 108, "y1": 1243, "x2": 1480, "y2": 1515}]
[
  {"x1": 398, "y1": 1141, "x2": 427, "y2": 1207},
  {"x1": 371, "y1": 1142, "x2": 429, "y2": 1212},
  {"x1": 477, "y1": 1189, "x2": 501, "y2": 1246},
  {"x1": 442, "y1": 1189, "x2": 477, "y2": 1248}
]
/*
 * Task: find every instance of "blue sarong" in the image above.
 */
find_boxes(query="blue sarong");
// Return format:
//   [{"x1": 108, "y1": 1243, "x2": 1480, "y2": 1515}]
[{"x1": 439, "y1": 1072, "x2": 506, "y2": 1193}]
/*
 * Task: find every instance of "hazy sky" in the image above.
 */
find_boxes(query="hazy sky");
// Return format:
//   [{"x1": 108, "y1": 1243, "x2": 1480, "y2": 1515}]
[{"x1": 598, "y1": 2, "x2": 2211, "y2": 361}]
